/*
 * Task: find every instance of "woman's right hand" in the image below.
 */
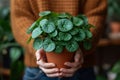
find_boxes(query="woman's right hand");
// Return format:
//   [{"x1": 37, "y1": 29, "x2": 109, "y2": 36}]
[{"x1": 35, "y1": 49, "x2": 61, "y2": 77}]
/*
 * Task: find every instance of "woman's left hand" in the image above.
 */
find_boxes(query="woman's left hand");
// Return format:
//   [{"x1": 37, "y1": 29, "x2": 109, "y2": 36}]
[{"x1": 60, "y1": 48, "x2": 84, "y2": 77}]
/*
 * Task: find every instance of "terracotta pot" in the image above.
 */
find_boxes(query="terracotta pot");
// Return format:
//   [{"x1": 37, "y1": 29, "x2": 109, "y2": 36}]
[{"x1": 46, "y1": 49, "x2": 75, "y2": 68}]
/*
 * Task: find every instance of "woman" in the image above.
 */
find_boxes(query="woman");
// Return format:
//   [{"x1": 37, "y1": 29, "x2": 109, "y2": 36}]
[{"x1": 11, "y1": 0, "x2": 107, "y2": 80}]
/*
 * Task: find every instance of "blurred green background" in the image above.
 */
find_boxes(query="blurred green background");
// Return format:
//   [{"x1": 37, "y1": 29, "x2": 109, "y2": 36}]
[
  {"x1": 0, "y1": 0, "x2": 24, "y2": 80},
  {"x1": 0, "y1": 0, "x2": 120, "y2": 80}
]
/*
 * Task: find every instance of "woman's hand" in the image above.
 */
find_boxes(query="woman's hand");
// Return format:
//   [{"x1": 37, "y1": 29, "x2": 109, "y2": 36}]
[
  {"x1": 35, "y1": 48, "x2": 83, "y2": 78},
  {"x1": 35, "y1": 49, "x2": 60, "y2": 77},
  {"x1": 60, "y1": 48, "x2": 83, "y2": 77}
]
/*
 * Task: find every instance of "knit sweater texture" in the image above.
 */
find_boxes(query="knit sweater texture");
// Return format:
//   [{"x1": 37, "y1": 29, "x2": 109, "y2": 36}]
[{"x1": 11, "y1": 0, "x2": 107, "y2": 67}]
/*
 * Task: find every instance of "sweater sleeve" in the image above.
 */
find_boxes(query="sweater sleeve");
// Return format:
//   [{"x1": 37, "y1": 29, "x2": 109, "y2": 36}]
[
  {"x1": 11, "y1": 0, "x2": 36, "y2": 55},
  {"x1": 82, "y1": 0, "x2": 107, "y2": 55}
]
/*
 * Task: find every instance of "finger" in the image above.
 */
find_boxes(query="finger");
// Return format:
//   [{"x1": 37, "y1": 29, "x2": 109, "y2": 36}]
[
  {"x1": 40, "y1": 67, "x2": 59, "y2": 74},
  {"x1": 35, "y1": 49, "x2": 41, "y2": 61},
  {"x1": 37, "y1": 60, "x2": 56, "y2": 68},
  {"x1": 35, "y1": 49, "x2": 45, "y2": 61},
  {"x1": 74, "y1": 50, "x2": 81, "y2": 62},
  {"x1": 46, "y1": 73, "x2": 60, "y2": 77},
  {"x1": 60, "y1": 72, "x2": 73, "y2": 77},
  {"x1": 64, "y1": 62, "x2": 80, "y2": 68},
  {"x1": 60, "y1": 68, "x2": 77, "y2": 74}
]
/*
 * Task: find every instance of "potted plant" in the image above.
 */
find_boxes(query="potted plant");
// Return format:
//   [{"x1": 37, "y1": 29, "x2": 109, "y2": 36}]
[{"x1": 27, "y1": 11, "x2": 94, "y2": 68}]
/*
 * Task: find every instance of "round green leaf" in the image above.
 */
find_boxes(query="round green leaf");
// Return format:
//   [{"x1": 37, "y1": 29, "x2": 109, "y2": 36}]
[
  {"x1": 58, "y1": 13, "x2": 71, "y2": 18},
  {"x1": 54, "y1": 45, "x2": 63, "y2": 53},
  {"x1": 40, "y1": 19, "x2": 55, "y2": 33},
  {"x1": 74, "y1": 29, "x2": 86, "y2": 41},
  {"x1": 43, "y1": 38, "x2": 55, "y2": 52},
  {"x1": 55, "y1": 36, "x2": 61, "y2": 41},
  {"x1": 33, "y1": 38, "x2": 43, "y2": 50},
  {"x1": 66, "y1": 41, "x2": 79, "y2": 52},
  {"x1": 39, "y1": 19, "x2": 48, "y2": 27},
  {"x1": 59, "y1": 32, "x2": 72, "y2": 41},
  {"x1": 57, "y1": 19, "x2": 73, "y2": 32},
  {"x1": 27, "y1": 22, "x2": 37, "y2": 34},
  {"x1": 32, "y1": 27, "x2": 43, "y2": 38},
  {"x1": 85, "y1": 30, "x2": 92, "y2": 39},
  {"x1": 47, "y1": 13, "x2": 59, "y2": 24},
  {"x1": 111, "y1": 61, "x2": 120, "y2": 73},
  {"x1": 10, "y1": 47, "x2": 21, "y2": 62},
  {"x1": 83, "y1": 41, "x2": 92, "y2": 50},
  {"x1": 49, "y1": 30, "x2": 58, "y2": 37},
  {"x1": 77, "y1": 15, "x2": 88, "y2": 25},
  {"x1": 39, "y1": 11, "x2": 51, "y2": 17},
  {"x1": 69, "y1": 28, "x2": 79, "y2": 35},
  {"x1": 73, "y1": 17, "x2": 83, "y2": 26},
  {"x1": 81, "y1": 15, "x2": 88, "y2": 25},
  {"x1": 83, "y1": 24, "x2": 94, "y2": 29}
]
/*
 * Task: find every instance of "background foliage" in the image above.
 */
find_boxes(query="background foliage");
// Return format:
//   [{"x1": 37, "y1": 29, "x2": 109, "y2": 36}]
[
  {"x1": 0, "y1": 7, "x2": 24, "y2": 80},
  {"x1": 108, "y1": 0, "x2": 120, "y2": 21}
]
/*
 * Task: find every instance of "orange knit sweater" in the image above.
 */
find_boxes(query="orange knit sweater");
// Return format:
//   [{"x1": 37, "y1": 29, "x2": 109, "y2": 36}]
[{"x1": 11, "y1": 0, "x2": 107, "y2": 67}]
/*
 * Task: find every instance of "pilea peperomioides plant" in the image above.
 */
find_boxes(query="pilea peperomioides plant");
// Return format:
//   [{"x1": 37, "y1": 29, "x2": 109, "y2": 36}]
[{"x1": 27, "y1": 11, "x2": 94, "y2": 53}]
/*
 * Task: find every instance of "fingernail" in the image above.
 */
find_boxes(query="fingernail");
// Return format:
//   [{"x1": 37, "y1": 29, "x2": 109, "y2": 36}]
[
  {"x1": 60, "y1": 73, "x2": 62, "y2": 75},
  {"x1": 76, "y1": 59, "x2": 79, "y2": 62},
  {"x1": 36, "y1": 56, "x2": 40, "y2": 61},
  {"x1": 52, "y1": 64, "x2": 56, "y2": 67},
  {"x1": 56, "y1": 69, "x2": 59, "y2": 72},
  {"x1": 57, "y1": 73, "x2": 60, "y2": 76},
  {"x1": 65, "y1": 62, "x2": 69, "y2": 65},
  {"x1": 64, "y1": 62, "x2": 67, "y2": 65},
  {"x1": 60, "y1": 68, "x2": 63, "y2": 71},
  {"x1": 59, "y1": 73, "x2": 63, "y2": 78},
  {"x1": 36, "y1": 57, "x2": 39, "y2": 61},
  {"x1": 60, "y1": 68, "x2": 62, "y2": 71}
]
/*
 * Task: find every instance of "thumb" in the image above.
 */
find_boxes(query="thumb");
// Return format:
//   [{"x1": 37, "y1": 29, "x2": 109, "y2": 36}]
[
  {"x1": 74, "y1": 49, "x2": 81, "y2": 62},
  {"x1": 35, "y1": 49, "x2": 45, "y2": 61}
]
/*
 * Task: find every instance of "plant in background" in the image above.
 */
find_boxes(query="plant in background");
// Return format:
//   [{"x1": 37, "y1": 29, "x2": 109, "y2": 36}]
[
  {"x1": 0, "y1": 7, "x2": 24, "y2": 80},
  {"x1": 110, "y1": 60, "x2": 120, "y2": 80},
  {"x1": 0, "y1": 8, "x2": 22, "y2": 57},
  {"x1": 108, "y1": 0, "x2": 120, "y2": 20},
  {"x1": 27, "y1": 11, "x2": 94, "y2": 53}
]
